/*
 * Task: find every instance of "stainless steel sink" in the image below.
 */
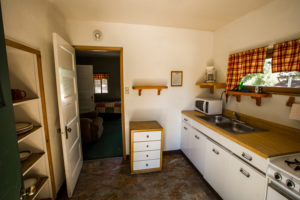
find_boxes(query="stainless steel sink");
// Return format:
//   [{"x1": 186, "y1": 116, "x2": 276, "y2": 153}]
[{"x1": 197, "y1": 115, "x2": 265, "y2": 134}]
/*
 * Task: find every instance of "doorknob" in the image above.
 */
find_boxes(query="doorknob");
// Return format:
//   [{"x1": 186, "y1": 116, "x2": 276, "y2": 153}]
[{"x1": 65, "y1": 126, "x2": 72, "y2": 139}]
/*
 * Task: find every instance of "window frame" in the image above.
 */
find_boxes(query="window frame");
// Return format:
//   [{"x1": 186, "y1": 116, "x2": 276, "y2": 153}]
[
  {"x1": 242, "y1": 49, "x2": 300, "y2": 96},
  {"x1": 93, "y1": 73, "x2": 109, "y2": 94}
]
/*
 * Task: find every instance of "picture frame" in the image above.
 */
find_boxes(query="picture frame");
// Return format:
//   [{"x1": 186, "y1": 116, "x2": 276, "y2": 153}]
[{"x1": 171, "y1": 71, "x2": 183, "y2": 87}]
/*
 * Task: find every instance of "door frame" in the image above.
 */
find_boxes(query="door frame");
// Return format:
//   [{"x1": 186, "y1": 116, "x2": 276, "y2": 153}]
[{"x1": 73, "y1": 45, "x2": 126, "y2": 160}]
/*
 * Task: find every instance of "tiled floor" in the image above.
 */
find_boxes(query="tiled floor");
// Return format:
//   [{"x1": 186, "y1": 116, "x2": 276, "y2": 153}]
[{"x1": 57, "y1": 153, "x2": 222, "y2": 200}]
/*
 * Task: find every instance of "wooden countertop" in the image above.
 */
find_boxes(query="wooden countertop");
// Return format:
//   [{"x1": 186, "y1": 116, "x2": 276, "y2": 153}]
[
  {"x1": 182, "y1": 110, "x2": 300, "y2": 158},
  {"x1": 130, "y1": 121, "x2": 163, "y2": 131}
]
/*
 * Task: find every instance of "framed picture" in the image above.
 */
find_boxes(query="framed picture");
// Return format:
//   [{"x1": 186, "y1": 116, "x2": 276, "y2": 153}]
[{"x1": 171, "y1": 71, "x2": 183, "y2": 87}]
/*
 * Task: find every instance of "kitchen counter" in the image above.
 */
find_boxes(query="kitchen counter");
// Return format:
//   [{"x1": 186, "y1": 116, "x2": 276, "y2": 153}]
[{"x1": 182, "y1": 110, "x2": 300, "y2": 158}]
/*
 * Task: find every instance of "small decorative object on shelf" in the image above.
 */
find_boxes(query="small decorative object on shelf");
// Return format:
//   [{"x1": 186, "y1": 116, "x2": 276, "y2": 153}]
[
  {"x1": 171, "y1": 71, "x2": 183, "y2": 86},
  {"x1": 11, "y1": 88, "x2": 26, "y2": 101}
]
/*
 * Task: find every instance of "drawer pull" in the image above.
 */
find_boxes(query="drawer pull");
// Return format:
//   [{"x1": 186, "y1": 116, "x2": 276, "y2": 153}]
[
  {"x1": 212, "y1": 148, "x2": 219, "y2": 155},
  {"x1": 240, "y1": 168, "x2": 250, "y2": 178},
  {"x1": 184, "y1": 127, "x2": 188, "y2": 130},
  {"x1": 146, "y1": 135, "x2": 149, "y2": 138},
  {"x1": 146, "y1": 145, "x2": 149, "y2": 148},
  {"x1": 146, "y1": 163, "x2": 149, "y2": 167},
  {"x1": 242, "y1": 152, "x2": 252, "y2": 161},
  {"x1": 146, "y1": 155, "x2": 149, "y2": 157},
  {"x1": 194, "y1": 135, "x2": 199, "y2": 140},
  {"x1": 184, "y1": 118, "x2": 188, "y2": 121}
]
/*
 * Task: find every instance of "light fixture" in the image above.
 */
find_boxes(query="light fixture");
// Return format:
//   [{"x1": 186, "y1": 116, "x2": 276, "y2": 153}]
[{"x1": 93, "y1": 29, "x2": 102, "y2": 41}]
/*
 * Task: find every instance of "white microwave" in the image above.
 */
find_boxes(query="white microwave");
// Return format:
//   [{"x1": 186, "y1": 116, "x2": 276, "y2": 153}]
[{"x1": 195, "y1": 98, "x2": 223, "y2": 115}]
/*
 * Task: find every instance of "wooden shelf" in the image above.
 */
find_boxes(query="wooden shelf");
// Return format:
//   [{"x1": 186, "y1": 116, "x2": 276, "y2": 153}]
[
  {"x1": 13, "y1": 97, "x2": 39, "y2": 106},
  {"x1": 17, "y1": 126, "x2": 42, "y2": 143},
  {"x1": 21, "y1": 152, "x2": 45, "y2": 176},
  {"x1": 226, "y1": 91, "x2": 272, "y2": 106},
  {"x1": 196, "y1": 82, "x2": 226, "y2": 94},
  {"x1": 132, "y1": 86, "x2": 168, "y2": 96},
  {"x1": 27, "y1": 176, "x2": 48, "y2": 200}
]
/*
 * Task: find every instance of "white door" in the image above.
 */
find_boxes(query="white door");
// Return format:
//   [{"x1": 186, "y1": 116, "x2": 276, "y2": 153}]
[
  {"x1": 53, "y1": 33, "x2": 83, "y2": 198},
  {"x1": 77, "y1": 65, "x2": 95, "y2": 113}
]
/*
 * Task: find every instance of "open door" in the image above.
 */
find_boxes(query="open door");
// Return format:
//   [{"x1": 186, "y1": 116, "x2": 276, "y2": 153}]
[
  {"x1": 0, "y1": 4, "x2": 23, "y2": 200},
  {"x1": 53, "y1": 33, "x2": 83, "y2": 197}
]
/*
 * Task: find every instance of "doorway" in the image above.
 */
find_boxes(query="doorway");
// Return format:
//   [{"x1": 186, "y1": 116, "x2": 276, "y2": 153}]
[{"x1": 74, "y1": 46, "x2": 125, "y2": 160}]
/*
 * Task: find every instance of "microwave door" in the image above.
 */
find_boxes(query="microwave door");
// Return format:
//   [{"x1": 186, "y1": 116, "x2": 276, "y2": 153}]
[{"x1": 196, "y1": 100, "x2": 204, "y2": 111}]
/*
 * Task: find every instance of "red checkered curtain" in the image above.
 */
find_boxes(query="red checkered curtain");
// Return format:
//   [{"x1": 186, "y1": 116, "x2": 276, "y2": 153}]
[
  {"x1": 272, "y1": 39, "x2": 300, "y2": 72},
  {"x1": 226, "y1": 47, "x2": 267, "y2": 91},
  {"x1": 93, "y1": 73, "x2": 109, "y2": 80}
]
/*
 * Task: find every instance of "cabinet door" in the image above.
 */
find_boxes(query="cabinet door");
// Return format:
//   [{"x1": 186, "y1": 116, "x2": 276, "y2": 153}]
[
  {"x1": 0, "y1": 7, "x2": 23, "y2": 200},
  {"x1": 224, "y1": 154, "x2": 266, "y2": 200},
  {"x1": 190, "y1": 128, "x2": 206, "y2": 174},
  {"x1": 204, "y1": 138, "x2": 231, "y2": 199},
  {"x1": 181, "y1": 122, "x2": 191, "y2": 158}
]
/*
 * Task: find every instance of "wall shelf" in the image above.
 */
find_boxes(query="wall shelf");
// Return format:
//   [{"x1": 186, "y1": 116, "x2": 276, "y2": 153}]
[
  {"x1": 17, "y1": 126, "x2": 42, "y2": 143},
  {"x1": 132, "y1": 86, "x2": 168, "y2": 96},
  {"x1": 13, "y1": 97, "x2": 39, "y2": 106},
  {"x1": 21, "y1": 152, "x2": 45, "y2": 176},
  {"x1": 196, "y1": 82, "x2": 226, "y2": 94},
  {"x1": 226, "y1": 91, "x2": 272, "y2": 106}
]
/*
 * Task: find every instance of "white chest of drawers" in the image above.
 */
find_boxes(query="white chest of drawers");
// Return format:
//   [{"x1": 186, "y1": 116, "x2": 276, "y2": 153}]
[{"x1": 130, "y1": 121, "x2": 163, "y2": 174}]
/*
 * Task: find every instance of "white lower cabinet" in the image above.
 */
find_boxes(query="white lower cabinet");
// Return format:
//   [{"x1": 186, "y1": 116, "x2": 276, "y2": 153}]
[
  {"x1": 204, "y1": 138, "x2": 231, "y2": 199},
  {"x1": 190, "y1": 128, "x2": 206, "y2": 174},
  {"x1": 181, "y1": 121, "x2": 191, "y2": 158},
  {"x1": 224, "y1": 154, "x2": 267, "y2": 200}
]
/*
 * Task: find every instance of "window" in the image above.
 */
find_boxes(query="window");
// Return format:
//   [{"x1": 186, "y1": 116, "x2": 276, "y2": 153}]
[
  {"x1": 93, "y1": 73, "x2": 109, "y2": 94},
  {"x1": 242, "y1": 58, "x2": 300, "y2": 88}
]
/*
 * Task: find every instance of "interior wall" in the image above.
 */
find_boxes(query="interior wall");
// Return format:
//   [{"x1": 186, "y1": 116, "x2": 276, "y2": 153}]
[
  {"x1": 76, "y1": 54, "x2": 121, "y2": 101},
  {"x1": 213, "y1": 0, "x2": 300, "y2": 129},
  {"x1": 67, "y1": 20, "x2": 214, "y2": 154},
  {"x1": 1, "y1": 0, "x2": 69, "y2": 193}
]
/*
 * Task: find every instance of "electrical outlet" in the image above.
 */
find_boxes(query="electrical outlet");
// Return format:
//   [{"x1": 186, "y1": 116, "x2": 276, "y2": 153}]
[{"x1": 125, "y1": 87, "x2": 129, "y2": 94}]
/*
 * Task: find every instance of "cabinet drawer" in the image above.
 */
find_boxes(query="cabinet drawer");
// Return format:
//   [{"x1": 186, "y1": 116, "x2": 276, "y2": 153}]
[
  {"x1": 133, "y1": 159, "x2": 160, "y2": 171},
  {"x1": 133, "y1": 141, "x2": 161, "y2": 152},
  {"x1": 133, "y1": 150, "x2": 160, "y2": 161},
  {"x1": 133, "y1": 131, "x2": 161, "y2": 142}
]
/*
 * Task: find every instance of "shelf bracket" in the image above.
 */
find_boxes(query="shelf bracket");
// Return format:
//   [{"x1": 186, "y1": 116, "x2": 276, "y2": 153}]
[
  {"x1": 210, "y1": 87, "x2": 214, "y2": 94},
  {"x1": 138, "y1": 89, "x2": 142, "y2": 96},
  {"x1": 286, "y1": 97, "x2": 295, "y2": 107},
  {"x1": 236, "y1": 95, "x2": 241, "y2": 102},
  {"x1": 157, "y1": 89, "x2": 161, "y2": 95},
  {"x1": 251, "y1": 97, "x2": 262, "y2": 106}
]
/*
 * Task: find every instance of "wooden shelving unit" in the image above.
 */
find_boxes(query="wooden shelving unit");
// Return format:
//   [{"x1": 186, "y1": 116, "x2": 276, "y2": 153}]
[
  {"x1": 196, "y1": 82, "x2": 226, "y2": 94},
  {"x1": 226, "y1": 91, "x2": 272, "y2": 106},
  {"x1": 27, "y1": 177, "x2": 48, "y2": 200},
  {"x1": 132, "y1": 86, "x2": 168, "y2": 96},
  {"x1": 6, "y1": 39, "x2": 54, "y2": 199},
  {"x1": 17, "y1": 126, "x2": 42, "y2": 143},
  {"x1": 21, "y1": 152, "x2": 45, "y2": 175}
]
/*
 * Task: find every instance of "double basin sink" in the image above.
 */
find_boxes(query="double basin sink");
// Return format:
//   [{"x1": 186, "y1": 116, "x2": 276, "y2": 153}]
[{"x1": 197, "y1": 115, "x2": 265, "y2": 134}]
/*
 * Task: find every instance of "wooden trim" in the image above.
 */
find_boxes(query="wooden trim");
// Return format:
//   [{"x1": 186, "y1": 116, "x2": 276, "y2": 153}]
[
  {"x1": 5, "y1": 39, "x2": 41, "y2": 55},
  {"x1": 74, "y1": 45, "x2": 126, "y2": 160},
  {"x1": 171, "y1": 71, "x2": 183, "y2": 87},
  {"x1": 132, "y1": 86, "x2": 168, "y2": 96},
  {"x1": 196, "y1": 82, "x2": 226, "y2": 94},
  {"x1": 6, "y1": 40, "x2": 56, "y2": 198}
]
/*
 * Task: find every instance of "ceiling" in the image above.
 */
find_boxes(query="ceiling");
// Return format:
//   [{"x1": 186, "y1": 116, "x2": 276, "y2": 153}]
[{"x1": 51, "y1": 0, "x2": 274, "y2": 31}]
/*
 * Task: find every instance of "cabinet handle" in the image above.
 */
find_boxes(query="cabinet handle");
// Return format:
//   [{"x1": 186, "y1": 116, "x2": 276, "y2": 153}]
[
  {"x1": 212, "y1": 148, "x2": 219, "y2": 155},
  {"x1": 194, "y1": 135, "x2": 199, "y2": 140},
  {"x1": 240, "y1": 168, "x2": 250, "y2": 178},
  {"x1": 242, "y1": 152, "x2": 252, "y2": 161},
  {"x1": 146, "y1": 155, "x2": 149, "y2": 157},
  {"x1": 184, "y1": 127, "x2": 188, "y2": 130},
  {"x1": 184, "y1": 118, "x2": 188, "y2": 121},
  {"x1": 146, "y1": 145, "x2": 149, "y2": 148},
  {"x1": 146, "y1": 163, "x2": 149, "y2": 167},
  {"x1": 146, "y1": 135, "x2": 149, "y2": 138}
]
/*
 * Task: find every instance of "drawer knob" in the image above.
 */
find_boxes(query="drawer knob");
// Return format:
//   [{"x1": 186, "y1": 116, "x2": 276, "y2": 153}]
[
  {"x1": 240, "y1": 168, "x2": 250, "y2": 178},
  {"x1": 146, "y1": 135, "x2": 149, "y2": 138},
  {"x1": 146, "y1": 145, "x2": 149, "y2": 148},
  {"x1": 146, "y1": 155, "x2": 149, "y2": 157},
  {"x1": 212, "y1": 148, "x2": 219, "y2": 155},
  {"x1": 242, "y1": 152, "x2": 252, "y2": 161},
  {"x1": 146, "y1": 163, "x2": 149, "y2": 167}
]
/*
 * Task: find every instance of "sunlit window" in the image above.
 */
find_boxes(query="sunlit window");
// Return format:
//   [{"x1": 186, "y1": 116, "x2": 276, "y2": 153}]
[
  {"x1": 242, "y1": 58, "x2": 300, "y2": 88},
  {"x1": 93, "y1": 73, "x2": 109, "y2": 94}
]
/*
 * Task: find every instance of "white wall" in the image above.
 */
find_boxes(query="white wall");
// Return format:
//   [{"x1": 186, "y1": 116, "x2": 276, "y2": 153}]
[
  {"x1": 1, "y1": 0, "x2": 69, "y2": 193},
  {"x1": 213, "y1": 0, "x2": 300, "y2": 129},
  {"x1": 66, "y1": 20, "x2": 214, "y2": 153}
]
